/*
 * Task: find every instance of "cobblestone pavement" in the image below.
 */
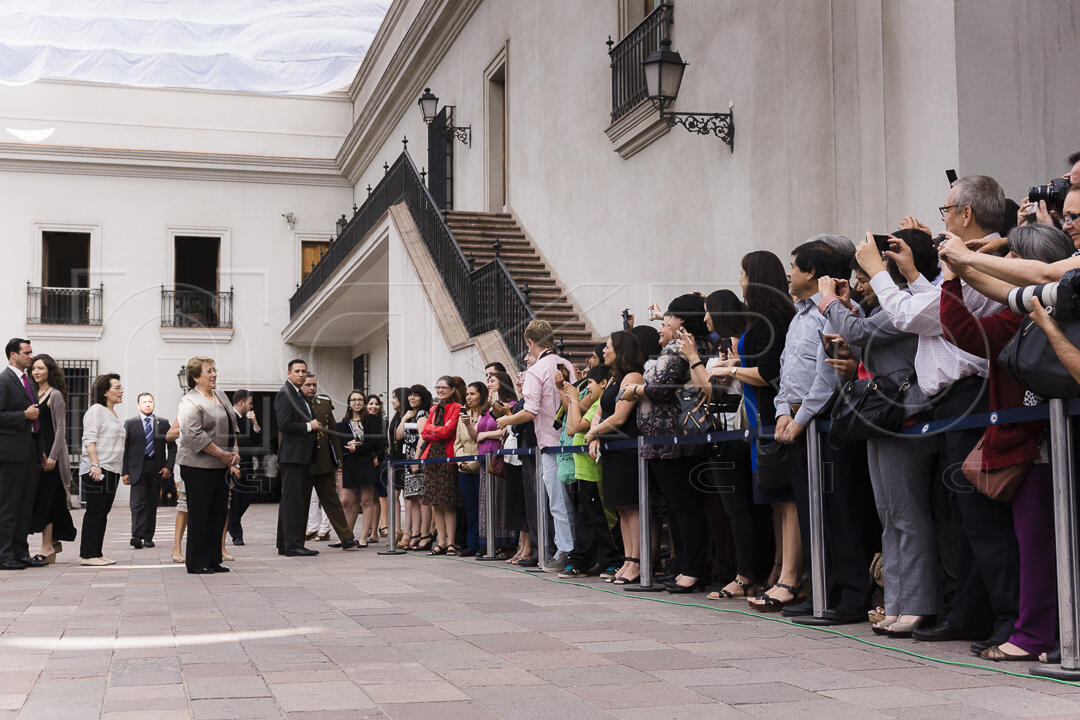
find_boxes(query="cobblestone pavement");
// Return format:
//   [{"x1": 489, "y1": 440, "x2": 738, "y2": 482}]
[{"x1": 3, "y1": 504, "x2": 1080, "y2": 719}]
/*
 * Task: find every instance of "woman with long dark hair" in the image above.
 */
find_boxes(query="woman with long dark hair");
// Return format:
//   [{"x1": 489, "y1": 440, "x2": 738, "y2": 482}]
[
  {"x1": 456, "y1": 381, "x2": 489, "y2": 556},
  {"x1": 78, "y1": 372, "x2": 125, "y2": 566},
  {"x1": 585, "y1": 331, "x2": 645, "y2": 584},
  {"x1": 488, "y1": 372, "x2": 529, "y2": 563},
  {"x1": 388, "y1": 387, "x2": 412, "y2": 548},
  {"x1": 338, "y1": 390, "x2": 368, "y2": 541},
  {"x1": 29, "y1": 354, "x2": 76, "y2": 563},
  {"x1": 716, "y1": 251, "x2": 801, "y2": 610},
  {"x1": 420, "y1": 375, "x2": 462, "y2": 554},
  {"x1": 398, "y1": 384, "x2": 433, "y2": 549}
]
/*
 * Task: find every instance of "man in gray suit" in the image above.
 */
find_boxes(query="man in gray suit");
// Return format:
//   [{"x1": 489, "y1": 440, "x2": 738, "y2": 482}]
[
  {"x1": 274, "y1": 359, "x2": 319, "y2": 556},
  {"x1": 121, "y1": 392, "x2": 176, "y2": 548},
  {"x1": 0, "y1": 338, "x2": 45, "y2": 570}
]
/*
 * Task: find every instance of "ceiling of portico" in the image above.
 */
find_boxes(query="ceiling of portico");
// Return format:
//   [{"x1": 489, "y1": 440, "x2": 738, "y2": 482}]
[{"x1": 284, "y1": 242, "x2": 388, "y2": 349}]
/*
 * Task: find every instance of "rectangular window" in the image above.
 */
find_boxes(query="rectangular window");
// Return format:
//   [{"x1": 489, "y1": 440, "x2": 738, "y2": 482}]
[
  {"x1": 301, "y1": 240, "x2": 330, "y2": 282},
  {"x1": 57, "y1": 359, "x2": 96, "y2": 486}
]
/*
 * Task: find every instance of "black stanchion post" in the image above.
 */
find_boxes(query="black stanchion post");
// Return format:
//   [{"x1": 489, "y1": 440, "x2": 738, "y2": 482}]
[
  {"x1": 806, "y1": 418, "x2": 827, "y2": 617},
  {"x1": 625, "y1": 436, "x2": 664, "y2": 593},
  {"x1": 1031, "y1": 398, "x2": 1080, "y2": 679},
  {"x1": 378, "y1": 463, "x2": 406, "y2": 555},
  {"x1": 476, "y1": 452, "x2": 500, "y2": 561},
  {"x1": 526, "y1": 448, "x2": 548, "y2": 573}
]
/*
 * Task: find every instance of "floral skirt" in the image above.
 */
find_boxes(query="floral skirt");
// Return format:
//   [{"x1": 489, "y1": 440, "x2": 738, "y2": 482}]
[{"x1": 422, "y1": 462, "x2": 461, "y2": 509}]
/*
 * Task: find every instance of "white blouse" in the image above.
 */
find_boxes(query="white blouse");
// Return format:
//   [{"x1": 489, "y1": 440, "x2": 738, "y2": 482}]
[{"x1": 79, "y1": 403, "x2": 125, "y2": 474}]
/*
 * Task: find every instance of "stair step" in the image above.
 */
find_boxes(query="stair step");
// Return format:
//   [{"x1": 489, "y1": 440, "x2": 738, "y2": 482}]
[{"x1": 445, "y1": 211, "x2": 514, "y2": 220}]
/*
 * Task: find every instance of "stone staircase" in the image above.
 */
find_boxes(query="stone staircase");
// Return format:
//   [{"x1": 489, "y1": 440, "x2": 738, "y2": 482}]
[{"x1": 444, "y1": 210, "x2": 601, "y2": 365}]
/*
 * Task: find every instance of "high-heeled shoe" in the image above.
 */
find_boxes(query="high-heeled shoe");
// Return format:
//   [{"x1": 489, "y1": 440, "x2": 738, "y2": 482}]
[
  {"x1": 398, "y1": 534, "x2": 414, "y2": 549},
  {"x1": 414, "y1": 534, "x2": 433, "y2": 551},
  {"x1": 884, "y1": 615, "x2": 924, "y2": 639},
  {"x1": 664, "y1": 577, "x2": 707, "y2": 594}
]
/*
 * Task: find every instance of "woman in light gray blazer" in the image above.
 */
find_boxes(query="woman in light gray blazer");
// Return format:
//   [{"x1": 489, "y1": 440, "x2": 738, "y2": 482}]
[
  {"x1": 817, "y1": 228, "x2": 940, "y2": 638},
  {"x1": 177, "y1": 356, "x2": 238, "y2": 575}
]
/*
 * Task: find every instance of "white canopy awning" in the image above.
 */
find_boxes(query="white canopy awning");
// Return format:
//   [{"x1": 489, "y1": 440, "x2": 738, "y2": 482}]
[{"x1": 0, "y1": 0, "x2": 389, "y2": 94}]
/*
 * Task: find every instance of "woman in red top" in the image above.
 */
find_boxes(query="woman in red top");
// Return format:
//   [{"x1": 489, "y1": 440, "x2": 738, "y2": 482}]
[
  {"x1": 940, "y1": 223, "x2": 1074, "y2": 661},
  {"x1": 420, "y1": 375, "x2": 463, "y2": 555}
]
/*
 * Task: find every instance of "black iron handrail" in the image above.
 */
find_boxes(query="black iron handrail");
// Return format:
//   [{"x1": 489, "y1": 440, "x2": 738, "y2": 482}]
[
  {"x1": 26, "y1": 283, "x2": 103, "y2": 325},
  {"x1": 608, "y1": 3, "x2": 673, "y2": 123},
  {"x1": 161, "y1": 286, "x2": 233, "y2": 328},
  {"x1": 288, "y1": 151, "x2": 534, "y2": 365},
  {"x1": 470, "y1": 257, "x2": 533, "y2": 363}
]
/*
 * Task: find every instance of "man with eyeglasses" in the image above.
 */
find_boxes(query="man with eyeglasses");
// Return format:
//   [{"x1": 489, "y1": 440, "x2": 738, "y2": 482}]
[
  {"x1": 938, "y1": 184, "x2": 1080, "y2": 292},
  {"x1": 869, "y1": 175, "x2": 1019, "y2": 649}
]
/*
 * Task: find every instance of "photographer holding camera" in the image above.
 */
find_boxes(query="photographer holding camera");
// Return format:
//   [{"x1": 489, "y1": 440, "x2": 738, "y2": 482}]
[{"x1": 939, "y1": 184, "x2": 1080, "y2": 293}]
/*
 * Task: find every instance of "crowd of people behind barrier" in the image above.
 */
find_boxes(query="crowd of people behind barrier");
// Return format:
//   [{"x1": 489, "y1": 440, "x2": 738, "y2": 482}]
[
  {"x1": 373, "y1": 153, "x2": 1080, "y2": 670},
  {"x1": 4, "y1": 154, "x2": 1080, "y2": 672}
]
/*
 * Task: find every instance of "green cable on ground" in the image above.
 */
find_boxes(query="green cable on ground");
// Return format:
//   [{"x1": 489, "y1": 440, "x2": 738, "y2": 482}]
[{"x1": 398, "y1": 550, "x2": 1080, "y2": 688}]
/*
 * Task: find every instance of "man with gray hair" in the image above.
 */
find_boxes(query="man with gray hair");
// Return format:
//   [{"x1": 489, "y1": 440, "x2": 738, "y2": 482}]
[{"x1": 861, "y1": 174, "x2": 1018, "y2": 650}]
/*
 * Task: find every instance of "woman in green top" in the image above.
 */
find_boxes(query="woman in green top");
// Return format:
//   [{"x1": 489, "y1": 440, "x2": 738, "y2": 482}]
[{"x1": 557, "y1": 365, "x2": 621, "y2": 579}]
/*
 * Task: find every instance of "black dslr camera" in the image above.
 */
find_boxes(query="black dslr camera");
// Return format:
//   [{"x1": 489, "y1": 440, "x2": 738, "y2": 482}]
[
  {"x1": 1007, "y1": 269, "x2": 1080, "y2": 321},
  {"x1": 1028, "y1": 177, "x2": 1071, "y2": 207}
]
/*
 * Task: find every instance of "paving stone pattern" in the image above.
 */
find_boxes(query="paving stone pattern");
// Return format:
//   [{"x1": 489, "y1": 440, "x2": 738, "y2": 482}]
[{"x1": 2, "y1": 505, "x2": 1080, "y2": 719}]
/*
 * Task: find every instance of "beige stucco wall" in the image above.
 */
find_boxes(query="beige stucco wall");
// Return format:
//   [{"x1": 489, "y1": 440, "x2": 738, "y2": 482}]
[{"x1": 348, "y1": 0, "x2": 1080, "y2": 344}]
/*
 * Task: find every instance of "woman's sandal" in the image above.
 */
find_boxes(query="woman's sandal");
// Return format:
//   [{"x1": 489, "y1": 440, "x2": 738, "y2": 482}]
[
  {"x1": 706, "y1": 578, "x2": 751, "y2": 601},
  {"x1": 379, "y1": 526, "x2": 389, "y2": 538},
  {"x1": 398, "y1": 534, "x2": 414, "y2": 549},
  {"x1": 414, "y1": 534, "x2": 433, "y2": 551},
  {"x1": 871, "y1": 616, "x2": 899, "y2": 635},
  {"x1": 748, "y1": 582, "x2": 801, "y2": 612},
  {"x1": 981, "y1": 644, "x2": 1037, "y2": 662},
  {"x1": 428, "y1": 545, "x2": 447, "y2": 556},
  {"x1": 446, "y1": 544, "x2": 461, "y2": 557},
  {"x1": 612, "y1": 557, "x2": 640, "y2": 585}
]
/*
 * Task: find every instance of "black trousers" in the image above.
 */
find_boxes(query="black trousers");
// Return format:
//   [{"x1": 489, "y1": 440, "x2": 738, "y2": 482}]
[
  {"x1": 651, "y1": 456, "x2": 710, "y2": 580},
  {"x1": 183, "y1": 465, "x2": 228, "y2": 570},
  {"x1": 227, "y1": 468, "x2": 255, "y2": 540},
  {"x1": 129, "y1": 467, "x2": 161, "y2": 541},
  {"x1": 14, "y1": 458, "x2": 39, "y2": 561},
  {"x1": 277, "y1": 462, "x2": 309, "y2": 551},
  {"x1": 936, "y1": 377, "x2": 1019, "y2": 640},
  {"x1": 0, "y1": 458, "x2": 30, "y2": 562},
  {"x1": 80, "y1": 470, "x2": 118, "y2": 559},
  {"x1": 789, "y1": 429, "x2": 877, "y2": 611},
  {"x1": 567, "y1": 480, "x2": 620, "y2": 571},
  {"x1": 711, "y1": 442, "x2": 768, "y2": 580}
]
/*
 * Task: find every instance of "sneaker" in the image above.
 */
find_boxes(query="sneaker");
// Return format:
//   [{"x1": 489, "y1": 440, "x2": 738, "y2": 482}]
[
  {"x1": 599, "y1": 566, "x2": 619, "y2": 581},
  {"x1": 558, "y1": 566, "x2": 585, "y2": 579}
]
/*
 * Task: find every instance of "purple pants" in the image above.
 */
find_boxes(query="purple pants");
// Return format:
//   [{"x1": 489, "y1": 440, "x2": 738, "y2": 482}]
[{"x1": 1009, "y1": 463, "x2": 1057, "y2": 654}]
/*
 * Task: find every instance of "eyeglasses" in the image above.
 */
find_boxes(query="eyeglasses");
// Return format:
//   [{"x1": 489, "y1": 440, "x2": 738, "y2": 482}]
[
  {"x1": 1062, "y1": 213, "x2": 1080, "y2": 226},
  {"x1": 938, "y1": 204, "x2": 959, "y2": 219},
  {"x1": 434, "y1": 385, "x2": 450, "y2": 390}
]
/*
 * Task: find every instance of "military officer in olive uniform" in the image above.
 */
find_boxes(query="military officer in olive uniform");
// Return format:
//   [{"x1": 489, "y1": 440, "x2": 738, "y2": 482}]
[{"x1": 299, "y1": 374, "x2": 359, "y2": 550}]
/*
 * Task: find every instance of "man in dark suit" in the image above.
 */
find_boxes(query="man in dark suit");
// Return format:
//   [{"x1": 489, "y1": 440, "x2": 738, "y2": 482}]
[
  {"x1": 227, "y1": 389, "x2": 261, "y2": 546},
  {"x1": 274, "y1": 359, "x2": 319, "y2": 556},
  {"x1": 121, "y1": 392, "x2": 176, "y2": 548},
  {"x1": 0, "y1": 338, "x2": 45, "y2": 570},
  {"x1": 300, "y1": 374, "x2": 358, "y2": 550}
]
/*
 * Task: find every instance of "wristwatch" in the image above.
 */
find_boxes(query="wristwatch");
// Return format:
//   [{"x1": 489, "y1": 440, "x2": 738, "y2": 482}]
[{"x1": 729, "y1": 366, "x2": 738, "y2": 379}]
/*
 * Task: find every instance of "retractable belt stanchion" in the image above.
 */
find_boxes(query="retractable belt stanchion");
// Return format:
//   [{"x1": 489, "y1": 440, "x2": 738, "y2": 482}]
[
  {"x1": 378, "y1": 463, "x2": 405, "y2": 555},
  {"x1": 1031, "y1": 398, "x2": 1080, "y2": 679},
  {"x1": 475, "y1": 452, "x2": 500, "y2": 561},
  {"x1": 625, "y1": 436, "x2": 663, "y2": 593},
  {"x1": 803, "y1": 418, "x2": 828, "y2": 618},
  {"x1": 527, "y1": 448, "x2": 549, "y2": 573}
]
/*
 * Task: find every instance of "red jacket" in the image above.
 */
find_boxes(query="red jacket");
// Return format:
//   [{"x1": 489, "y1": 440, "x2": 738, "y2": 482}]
[
  {"x1": 939, "y1": 278, "x2": 1042, "y2": 470},
  {"x1": 420, "y1": 401, "x2": 461, "y2": 459}
]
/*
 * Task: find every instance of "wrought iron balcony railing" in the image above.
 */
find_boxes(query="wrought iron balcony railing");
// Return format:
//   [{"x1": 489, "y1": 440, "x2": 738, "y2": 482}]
[
  {"x1": 26, "y1": 284, "x2": 103, "y2": 325},
  {"x1": 607, "y1": 3, "x2": 673, "y2": 123},
  {"x1": 161, "y1": 286, "x2": 233, "y2": 328}
]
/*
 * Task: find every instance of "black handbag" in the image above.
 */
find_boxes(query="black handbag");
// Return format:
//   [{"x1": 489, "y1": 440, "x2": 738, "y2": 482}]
[
  {"x1": 754, "y1": 437, "x2": 792, "y2": 490},
  {"x1": 999, "y1": 317, "x2": 1080, "y2": 399},
  {"x1": 828, "y1": 373, "x2": 910, "y2": 445},
  {"x1": 677, "y1": 384, "x2": 721, "y2": 435}
]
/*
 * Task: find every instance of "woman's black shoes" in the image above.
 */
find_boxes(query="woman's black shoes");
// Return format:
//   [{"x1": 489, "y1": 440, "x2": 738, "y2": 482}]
[{"x1": 664, "y1": 578, "x2": 706, "y2": 594}]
